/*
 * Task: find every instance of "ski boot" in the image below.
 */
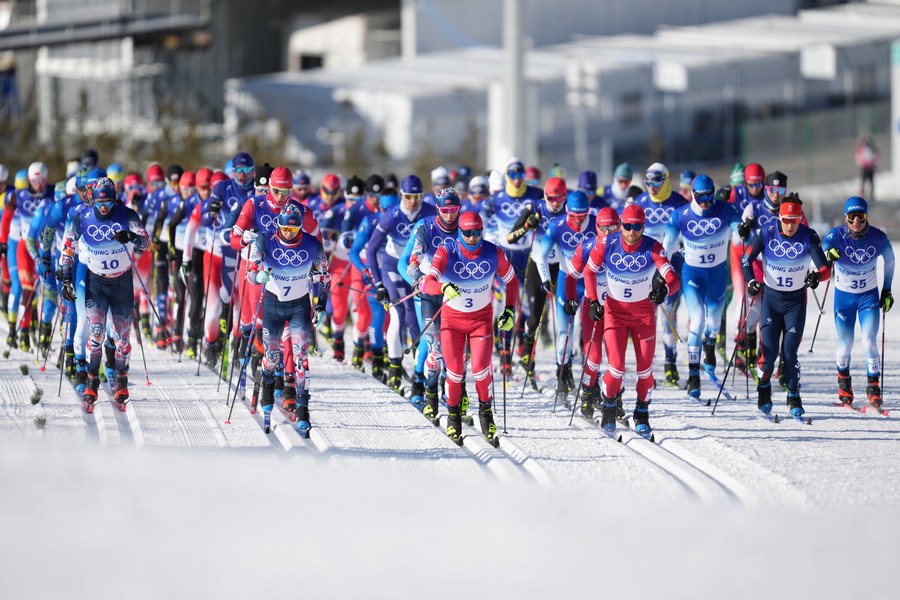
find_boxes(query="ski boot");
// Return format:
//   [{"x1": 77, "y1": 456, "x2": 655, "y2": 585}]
[
  {"x1": 320, "y1": 315, "x2": 333, "y2": 338},
  {"x1": 294, "y1": 402, "x2": 311, "y2": 437},
  {"x1": 423, "y1": 386, "x2": 440, "y2": 424},
  {"x1": 599, "y1": 391, "x2": 618, "y2": 435},
  {"x1": 519, "y1": 337, "x2": 538, "y2": 390},
  {"x1": 866, "y1": 375, "x2": 883, "y2": 409},
  {"x1": 409, "y1": 372, "x2": 426, "y2": 410},
  {"x1": 103, "y1": 337, "x2": 116, "y2": 383},
  {"x1": 64, "y1": 346, "x2": 76, "y2": 380},
  {"x1": 140, "y1": 314, "x2": 152, "y2": 339},
  {"x1": 113, "y1": 371, "x2": 129, "y2": 410},
  {"x1": 757, "y1": 380, "x2": 773, "y2": 414},
  {"x1": 615, "y1": 389, "x2": 625, "y2": 420},
  {"x1": 386, "y1": 359, "x2": 403, "y2": 393},
  {"x1": 250, "y1": 339, "x2": 264, "y2": 380},
  {"x1": 5, "y1": 316, "x2": 16, "y2": 348},
  {"x1": 259, "y1": 379, "x2": 275, "y2": 434},
  {"x1": 184, "y1": 337, "x2": 199, "y2": 361},
  {"x1": 460, "y1": 382, "x2": 474, "y2": 425},
  {"x1": 686, "y1": 363, "x2": 701, "y2": 399},
  {"x1": 38, "y1": 321, "x2": 52, "y2": 355},
  {"x1": 664, "y1": 361, "x2": 679, "y2": 387},
  {"x1": 555, "y1": 364, "x2": 569, "y2": 406},
  {"x1": 205, "y1": 339, "x2": 222, "y2": 369},
  {"x1": 82, "y1": 372, "x2": 100, "y2": 413},
  {"x1": 633, "y1": 400, "x2": 652, "y2": 439},
  {"x1": 702, "y1": 338, "x2": 717, "y2": 373},
  {"x1": 837, "y1": 370, "x2": 853, "y2": 406},
  {"x1": 563, "y1": 363, "x2": 575, "y2": 393},
  {"x1": 332, "y1": 337, "x2": 345, "y2": 362},
  {"x1": 786, "y1": 391, "x2": 804, "y2": 418},
  {"x1": 580, "y1": 384, "x2": 595, "y2": 420},
  {"x1": 363, "y1": 338, "x2": 373, "y2": 364},
  {"x1": 18, "y1": 326, "x2": 30, "y2": 352},
  {"x1": 273, "y1": 371, "x2": 284, "y2": 411},
  {"x1": 777, "y1": 358, "x2": 788, "y2": 391},
  {"x1": 170, "y1": 335, "x2": 184, "y2": 354},
  {"x1": 479, "y1": 401, "x2": 498, "y2": 446},
  {"x1": 446, "y1": 403, "x2": 462, "y2": 445},
  {"x1": 371, "y1": 348, "x2": 385, "y2": 382},
  {"x1": 350, "y1": 342, "x2": 365, "y2": 371},
  {"x1": 0, "y1": 289, "x2": 7, "y2": 318},
  {"x1": 74, "y1": 366, "x2": 88, "y2": 396},
  {"x1": 154, "y1": 327, "x2": 168, "y2": 350},
  {"x1": 282, "y1": 377, "x2": 297, "y2": 417}
]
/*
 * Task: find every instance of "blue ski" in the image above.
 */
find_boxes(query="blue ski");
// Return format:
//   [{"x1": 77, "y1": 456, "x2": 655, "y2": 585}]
[{"x1": 704, "y1": 367, "x2": 734, "y2": 402}]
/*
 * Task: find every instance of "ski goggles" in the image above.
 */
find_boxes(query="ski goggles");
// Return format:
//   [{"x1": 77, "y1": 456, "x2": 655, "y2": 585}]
[
  {"x1": 438, "y1": 205, "x2": 460, "y2": 215},
  {"x1": 780, "y1": 215, "x2": 802, "y2": 223},
  {"x1": 233, "y1": 166, "x2": 255, "y2": 175},
  {"x1": 321, "y1": 187, "x2": 340, "y2": 196},
  {"x1": 746, "y1": 181, "x2": 764, "y2": 189},
  {"x1": 271, "y1": 186, "x2": 291, "y2": 197},
  {"x1": 95, "y1": 200, "x2": 116, "y2": 212},
  {"x1": 148, "y1": 180, "x2": 165, "y2": 190},
  {"x1": 460, "y1": 228, "x2": 482, "y2": 238},
  {"x1": 846, "y1": 212, "x2": 867, "y2": 223},
  {"x1": 621, "y1": 223, "x2": 644, "y2": 232},
  {"x1": 598, "y1": 224, "x2": 619, "y2": 234},
  {"x1": 125, "y1": 184, "x2": 142, "y2": 194},
  {"x1": 345, "y1": 194, "x2": 363, "y2": 203},
  {"x1": 545, "y1": 194, "x2": 566, "y2": 204},
  {"x1": 765, "y1": 186, "x2": 786, "y2": 196},
  {"x1": 279, "y1": 224, "x2": 301, "y2": 236},
  {"x1": 402, "y1": 193, "x2": 423, "y2": 202},
  {"x1": 506, "y1": 169, "x2": 525, "y2": 180}
]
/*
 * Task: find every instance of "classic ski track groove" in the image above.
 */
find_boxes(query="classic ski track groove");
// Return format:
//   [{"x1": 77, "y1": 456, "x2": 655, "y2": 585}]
[{"x1": 535, "y1": 371, "x2": 744, "y2": 505}]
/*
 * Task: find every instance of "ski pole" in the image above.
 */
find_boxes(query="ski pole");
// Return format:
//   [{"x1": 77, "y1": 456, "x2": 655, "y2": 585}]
[
  {"x1": 551, "y1": 307, "x2": 573, "y2": 414},
  {"x1": 196, "y1": 223, "x2": 217, "y2": 376},
  {"x1": 384, "y1": 286, "x2": 420, "y2": 310},
  {"x1": 336, "y1": 281, "x2": 371, "y2": 295},
  {"x1": 125, "y1": 249, "x2": 168, "y2": 344},
  {"x1": 661, "y1": 300, "x2": 684, "y2": 344},
  {"x1": 713, "y1": 296, "x2": 753, "y2": 414},
  {"x1": 808, "y1": 274, "x2": 832, "y2": 353},
  {"x1": 881, "y1": 306, "x2": 886, "y2": 399},
  {"x1": 132, "y1": 306, "x2": 151, "y2": 386},
  {"x1": 58, "y1": 302, "x2": 71, "y2": 397},
  {"x1": 403, "y1": 302, "x2": 444, "y2": 355},
  {"x1": 218, "y1": 253, "x2": 244, "y2": 393},
  {"x1": 225, "y1": 269, "x2": 269, "y2": 423},
  {"x1": 519, "y1": 293, "x2": 550, "y2": 400},
  {"x1": 34, "y1": 276, "x2": 45, "y2": 362},
  {"x1": 569, "y1": 319, "x2": 598, "y2": 426},
  {"x1": 501, "y1": 332, "x2": 508, "y2": 434},
  {"x1": 810, "y1": 287, "x2": 825, "y2": 315},
  {"x1": 39, "y1": 304, "x2": 62, "y2": 372}
]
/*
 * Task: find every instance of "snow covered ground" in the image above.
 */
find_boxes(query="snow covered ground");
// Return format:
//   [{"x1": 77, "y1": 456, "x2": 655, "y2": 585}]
[{"x1": 1, "y1": 247, "x2": 898, "y2": 598}]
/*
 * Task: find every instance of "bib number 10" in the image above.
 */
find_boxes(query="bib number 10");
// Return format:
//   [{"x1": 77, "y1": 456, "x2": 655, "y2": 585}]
[{"x1": 100, "y1": 259, "x2": 120, "y2": 271}]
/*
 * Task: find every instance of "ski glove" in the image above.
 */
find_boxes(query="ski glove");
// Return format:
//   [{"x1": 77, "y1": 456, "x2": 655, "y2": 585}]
[
  {"x1": 647, "y1": 285, "x2": 667, "y2": 305},
  {"x1": 376, "y1": 283, "x2": 389, "y2": 304},
  {"x1": 541, "y1": 280, "x2": 555, "y2": 296},
  {"x1": 441, "y1": 282, "x2": 461, "y2": 302},
  {"x1": 61, "y1": 279, "x2": 77, "y2": 302},
  {"x1": 563, "y1": 299, "x2": 579, "y2": 316},
  {"x1": 804, "y1": 270, "x2": 820, "y2": 290},
  {"x1": 209, "y1": 198, "x2": 222, "y2": 215},
  {"x1": 825, "y1": 247, "x2": 841, "y2": 262},
  {"x1": 241, "y1": 229, "x2": 259, "y2": 246},
  {"x1": 881, "y1": 289, "x2": 894, "y2": 313},
  {"x1": 747, "y1": 279, "x2": 762, "y2": 297},
  {"x1": 315, "y1": 294, "x2": 328, "y2": 325},
  {"x1": 38, "y1": 256, "x2": 51, "y2": 278},
  {"x1": 112, "y1": 229, "x2": 138, "y2": 244},
  {"x1": 525, "y1": 211, "x2": 541, "y2": 230},
  {"x1": 736, "y1": 218, "x2": 756, "y2": 241},
  {"x1": 589, "y1": 299, "x2": 604, "y2": 322},
  {"x1": 496, "y1": 307, "x2": 515, "y2": 332},
  {"x1": 255, "y1": 270, "x2": 270, "y2": 285}
]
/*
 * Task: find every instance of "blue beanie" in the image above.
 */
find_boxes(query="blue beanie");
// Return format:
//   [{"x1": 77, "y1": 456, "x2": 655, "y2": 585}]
[{"x1": 844, "y1": 196, "x2": 868, "y2": 215}]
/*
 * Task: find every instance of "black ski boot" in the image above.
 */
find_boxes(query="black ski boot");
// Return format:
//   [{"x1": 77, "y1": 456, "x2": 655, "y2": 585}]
[
  {"x1": 185, "y1": 336, "x2": 199, "y2": 360},
  {"x1": 786, "y1": 391, "x2": 804, "y2": 418},
  {"x1": 113, "y1": 371, "x2": 129, "y2": 408},
  {"x1": 74, "y1": 367, "x2": 88, "y2": 395},
  {"x1": 866, "y1": 375, "x2": 882, "y2": 408},
  {"x1": 351, "y1": 342, "x2": 365, "y2": 370},
  {"x1": 757, "y1": 380, "x2": 773, "y2": 414},
  {"x1": 64, "y1": 345, "x2": 76, "y2": 379},
  {"x1": 282, "y1": 375, "x2": 297, "y2": 415},
  {"x1": 82, "y1": 372, "x2": 100, "y2": 411},
  {"x1": 18, "y1": 325, "x2": 30, "y2": 352},
  {"x1": 555, "y1": 364, "x2": 569, "y2": 405},
  {"x1": 599, "y1": 391, "x2": 618, "y2": 432},
  {"x1": 580, "y1": 384, "x2": 595, "y2": 420},
  {"x1": 332, "y1": 337, "x2": 345, "y2": 362},
  {"x1": 777, "y1": 357, "x2": 787, "y2": 390},
  {"x1": 563, "y1": 363, "x2": 575, "y2": 393},
  {"x1": 423, "y1": 386, "x2": 440, "y2": 424},
  {"x1": 686, "y1": 363, "x2": 701, "y2": 399},
  {"x1": 409, "y1": 372, "x2": 426, "y2": 410},
  {"x1": 633, "y1": 400, "x2": 652, "y2": 438},
  {"x1": 294, "y1": 403, "x2": 311, "y2": 435},
  {"x1": 664, "y1": 361, "x2": 679, "y2": 387},
  {"x1": 140, "y1": 314, "x2": 152, "y2": 339},
  {"x1": 371, "y1": 348, "x2": 385, "y2": 382},
  {"x1": 837, "y1": 370, "x2": 853, "y2": 406},
  {"x1": 446, "y1": 403, "x2": 462, "y2": 445},
  {"x1": 259, "y1": 379, "x2": 275, "y2": 433},
  {"x1": 6, "y1": 317, "x2": 16, "y2": 348},
  {"x1": 38, "y1": 321, "x2": 52, "y2": 355},
  {"x1": 460, "y1": 382, "x2": 473, "y2": 425},
  {"x1": 205, "y1": 339, "x2": 223, "y2": 368},
  {"x1": 386, "y1": 359, "x2": 403, "y2": 392},
  {"x1": 702, "y1": 338, "x2": 717, "y2": 371},
  {"x1": 250, "y1": 344, "x2": 263, "y2": 380},
  {"x1": 615, "y1": 389, "x2": 625, "y2": 419},
  {"x1": 519, "y1": 334, "x2": 536, "y2": 384},
  {"x1": 478, "y1": 401, "x2": 498, "y2": 445}
]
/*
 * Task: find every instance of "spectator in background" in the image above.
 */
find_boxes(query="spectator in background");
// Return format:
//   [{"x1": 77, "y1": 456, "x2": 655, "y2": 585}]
[{"x1": 855, "y1": 135, "x2": 879, "y2": 201}]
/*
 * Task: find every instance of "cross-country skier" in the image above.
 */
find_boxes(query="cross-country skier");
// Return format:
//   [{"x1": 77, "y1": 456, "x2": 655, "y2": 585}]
[
  {"x1": 0, "y1": 164, "x2": 13, "y2": 318},
  {"x1": 632, "y1": 162, "x2": 687, "y2": 386},
  {"x1": 58, "y1": 177, "x2": 150, "y2": 411},
  {"x1": 740, "y1": 194, "x2": 829, "y2": 418},
  {"x1": 421, "y1": 211, "x2": 518, "y2": 444},
  {"x1": 583, "y1": 204, "x2": 680, "y2": 437},
  {"x1": 247, "y1": 203, "x2": 328, "y2": 435},
  {"x1": 533, "y1": 190, "x2": 595, "y2": 403},
  {"x1": 663, "y1": 174, "x2": 741, "y2": 399},
  {"x1": 599, "y1": 163, "x2": 633, "y2": 214},
  {"x1": 822, "y1": 196, "x2": 894, "y2": 410}
]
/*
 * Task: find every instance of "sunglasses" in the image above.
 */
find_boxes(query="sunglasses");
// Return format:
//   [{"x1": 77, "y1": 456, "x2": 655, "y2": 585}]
[
  {"x1": 622, "y1": 223, "x2": 644, "y2": 232},
  {"x1": 780, "y1": 216, "x2": 801, "y2": 223},
  {"x1": 645, "y1": 180, "x2": 663, "y2": 188},
  {"x1": 766, "y1": 186, "x2": 786, "y2": 195},
  {"x1": 272, "y1": 187, "x2": 291, "y2": 196},
  {"x1": 125, "y1": 185, "x2": 141, "y2": 193},
  {"x1": 695, "y1": 195, "x2": 714, "y2": 204},
  {"x1": 460, "y1": 228, "x2": 482, "y2": 237},
  {"x1": 279, "y1": 225, "x2": 300, "y2": 235},
  {"x1": 148, "y1": 180, "x2": 164, "y2": 189},
  {"x1": 746, "y1": 182, "x2": 764, "y2": 188},
  {"x1": 846, "y1": 212, "x2": 867, "y2": 223},
  {"x1": 507, "y1": 170, "x2": 525, "y2": 179},
  {"x1": 598, "y1": 225, "x2": 619, "y2": 233},
  {"x1": 546, "y1": 194, "x2": 566, "y2": 203},
  {"x1": 198, "y1": 184, "x2": 211, "y2": 191},
  {"x1": 321, "y1": 187, "x2": 340, "y2": 196},
  {"x1": 234, "y1": 166, "x2": 255, "y2": 175},
  {"x1": 438, "y1": 205, "x2": 460, "y2": 215},
  {"x1": 402, "y1": 193, "x2": 422, "y2": 201}
]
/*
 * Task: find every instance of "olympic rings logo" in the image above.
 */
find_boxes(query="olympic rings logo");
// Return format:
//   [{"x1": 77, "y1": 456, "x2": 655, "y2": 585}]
[
  {"x1": 452, "y1": 260, "x2": 491, "y2": 279},
  {"x1": 686, "y1": 218, "x2": 722, "y2": 236},
  {"x1": 644, "y1": 206, "x2": 671, "y2": 225},
  {"x1": 499, "y1": 202, "x2": 523, "y2": 218},
  {"x1": 395, "y1": 222, "x2": 414, "y2": 237},
  {"x1": 767, "y1": 239, "x2": 804, "y2": 259},
  {"x1": 430, "y1": 235, "x2": 454, "y2": 250},
  {"x1": 87, "y1": 223, "x2": 123, "y2": 239},
  {"x1": 22, "y1": 198, "x2": 38, "y2": 213},
  {"x1": 609, "y1": 252, "x2": 648, "y2": 272},
  {"x1": 845, "y1": 245, "x2": 876, "y2": 265},
  {"x1": 272, "y1": 248, "x2": 309, "y2": 266},
  {"x1": 259, "y1": 213, "x2": 276, "y2": 231},
  {"x1": 561, "y1": 230, "x2": 595, "y2": 246},
  {"x1": 758, "y1": 213, "x2": 776, "y2": 229}
]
